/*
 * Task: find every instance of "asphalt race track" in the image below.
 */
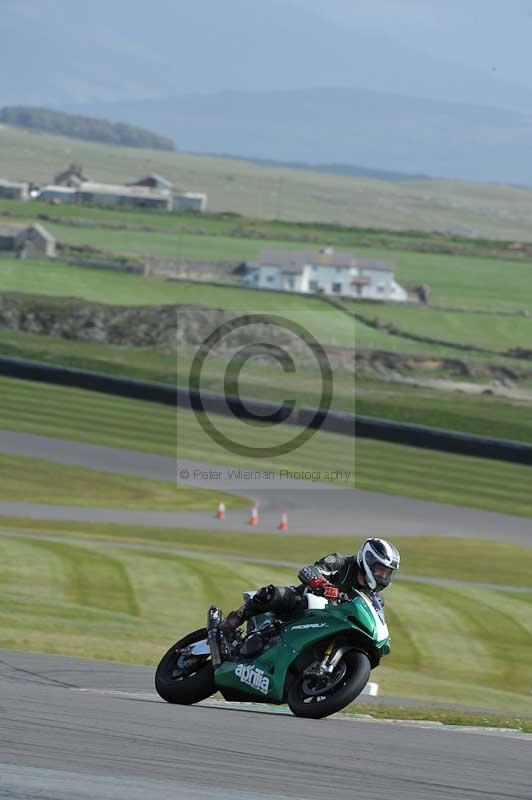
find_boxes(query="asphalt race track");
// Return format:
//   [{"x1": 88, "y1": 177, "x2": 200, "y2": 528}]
[
  {"x1": 1, "y1": 651, "x2": 530, "y2": 800},
  {"x1": 1, "y1": 430, "x2": 531, "y2": 544}
]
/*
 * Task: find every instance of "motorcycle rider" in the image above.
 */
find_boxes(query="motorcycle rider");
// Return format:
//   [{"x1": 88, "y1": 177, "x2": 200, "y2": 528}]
[{"x1": 220, "y1": 537, "x2": 400, "y2": 636}]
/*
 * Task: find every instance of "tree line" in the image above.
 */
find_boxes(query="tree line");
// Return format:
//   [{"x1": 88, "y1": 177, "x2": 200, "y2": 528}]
[{"x1": 0, "y1": 106, "x2": 176, "y2": 151}]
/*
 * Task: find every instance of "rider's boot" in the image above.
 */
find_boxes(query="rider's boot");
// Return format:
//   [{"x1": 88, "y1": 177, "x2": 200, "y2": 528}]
[
  {"x1": 219, "y1": 603, "x2": 250, "y2": 636},
  {"x1": 219, "y1": 585, "x2": 294, "y2": 639}
]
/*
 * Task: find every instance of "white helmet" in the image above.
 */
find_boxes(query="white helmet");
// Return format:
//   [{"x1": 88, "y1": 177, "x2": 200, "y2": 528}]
[{"x1": 357, "y1": 538, "x2": 400, "y2": 591}]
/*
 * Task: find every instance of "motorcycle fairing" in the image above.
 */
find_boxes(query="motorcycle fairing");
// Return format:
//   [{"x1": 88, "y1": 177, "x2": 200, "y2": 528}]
[{"x1": 214, "y1": 592, "x2": 391, "y2": 703}]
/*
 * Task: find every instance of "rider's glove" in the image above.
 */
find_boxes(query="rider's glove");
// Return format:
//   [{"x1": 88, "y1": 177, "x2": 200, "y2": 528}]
[{"x1": 309, "y1": 576, "x2": 339, "y2": 600}]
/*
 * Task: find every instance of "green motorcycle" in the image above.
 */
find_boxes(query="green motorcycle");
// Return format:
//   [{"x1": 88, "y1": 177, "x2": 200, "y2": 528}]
[{"x1": 155, "y1": 589, "x2": 391, "y2": 719}]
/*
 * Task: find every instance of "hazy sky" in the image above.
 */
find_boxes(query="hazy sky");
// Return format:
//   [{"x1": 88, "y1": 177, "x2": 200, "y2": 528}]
[{"x1": 296, "y1": 0, "x2": 532, "y2": 89}]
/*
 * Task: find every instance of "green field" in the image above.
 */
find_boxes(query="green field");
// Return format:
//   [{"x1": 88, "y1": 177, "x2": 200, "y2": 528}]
[
  {"x1": 3, "y1": 124, "x2": 532, "y2": 241},
  {"x1": 2, "y1": 262, "x2": 532, "y2": 366},
  {"x1": 6, "y1": 216, "x2": 531, "y2": 311},
  {"x1": 349, "y1": 301, "x2": 532, "y2": 352},
  {"x1": 0, "y1": 262, "x2": 357, "y2": 347},
  {"x1": 0, "y1": 452, "x2": 245, "y2": 510},
  {"x1": 1, "y1": 375, "x2": 531, "y2": 517},
  {"x1": 3, "y1": 519, "x2": 530, "y2": 589},
  {"x1": 3, "y1": 197, "x2": 532, "y2": 260},
  {"x1": 47, "y1": 221, "x2": 303, "y2": 264},
  {"x1": 355, "y1": 377, "x2": 532, "y2": 443},
  {"x1": 1, "y1": 523, "x2": 530, "y2": 712}
]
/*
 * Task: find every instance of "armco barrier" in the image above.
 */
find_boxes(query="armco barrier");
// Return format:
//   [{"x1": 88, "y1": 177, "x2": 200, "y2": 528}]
[
  {"x1": 0, "y1": 355, "x2": 531, "y2": 466},
  {"x1": 0, "y1": 356, "x2": 177, "y2": 406},
  {"x1": 354, "y1": 415, "x2": 532, "y2": 466}
]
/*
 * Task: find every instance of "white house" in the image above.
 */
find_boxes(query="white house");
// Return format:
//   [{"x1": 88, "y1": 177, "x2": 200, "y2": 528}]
[{"x1": 244, "y1": 248, "x2": 407, "y2": 301}]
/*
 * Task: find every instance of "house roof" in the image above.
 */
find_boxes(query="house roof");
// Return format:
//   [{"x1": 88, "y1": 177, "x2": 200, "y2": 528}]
[
  {"x1": 256, "y1": 248, "x2": 395, "y2": 273},
  {"x1": 30, "y1": 223, "x2": 55, "y2": 243},
  {"x1": 0, "y1": 223, "x2": 54, "y2": 241},
  {"x1": 127, "y1": 173, "x2": 173, "y2": 190},
  {"x1": 352, "y1": 258, "x2": 395, "y2": 272},
  {"x1": 0, "y1": 223, "x2": 29, "y2": 235},
  {"x1": 54, "y1": 164, "x2": 89, "y2": 185}
]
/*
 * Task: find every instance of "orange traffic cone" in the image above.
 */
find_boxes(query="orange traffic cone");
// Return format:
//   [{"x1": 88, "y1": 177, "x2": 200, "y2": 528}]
[
  {"x1": 216, "y1": 500, "x2": 226, "y2": 520},
  {"x1": 248, "y1": 503, "x2": 259, "y2": 526},
  {"x1": 278, "y1": 511, "x2": 289, "y2": 531}
]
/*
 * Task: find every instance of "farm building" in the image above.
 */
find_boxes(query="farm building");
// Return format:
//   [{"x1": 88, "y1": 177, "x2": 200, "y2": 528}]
[
  {"x1": 37, "y1": 181, "x2": 172, "y2": 209},
  {"x1": 129, "y1": 175, "x2": 207, "y2": 211},
  {"x1": 244, "y1": 248, "x2": 407, "y2": 301},
  {"x1": 173, "y1": 192, "x2": 207, "y2": 212},
  {"x1": 38, "y1": 185, "x2": 78, "y2": 203},
  {"x1": 77, "y1": 182, "x2": 172, "y2": 210},
  {"x1": 0, "y1": 223, "x2": 56, "y2": 258},
  {"x1": 0, "y1": 179, "x2": 29, "y2": 201}
]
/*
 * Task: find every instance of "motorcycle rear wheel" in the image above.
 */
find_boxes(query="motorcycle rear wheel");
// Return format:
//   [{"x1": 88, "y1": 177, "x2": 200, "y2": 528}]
[
  {"x1": 155, "y1": 627, "x2": 215, "y2": 705},
  {"x1": 287, "y1": 650, "x2": 371, "y2": 719}
]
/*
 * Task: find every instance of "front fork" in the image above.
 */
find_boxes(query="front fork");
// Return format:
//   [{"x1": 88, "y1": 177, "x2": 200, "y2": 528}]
[
  {"x1": 207, "y1": 605, "x2": 223, "y2": 668},
  {"x1": 316, "y1": 639, "x2": 349, "y2": 675}
]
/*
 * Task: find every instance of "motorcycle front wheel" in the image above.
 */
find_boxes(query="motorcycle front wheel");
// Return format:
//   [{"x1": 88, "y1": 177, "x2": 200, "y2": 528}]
[
  {"x1": 287, "y1": 650, "x2": 371, "y2": 719},
  {"x1": 155, "y1": 627, "x2": 215, "y2": 705}
]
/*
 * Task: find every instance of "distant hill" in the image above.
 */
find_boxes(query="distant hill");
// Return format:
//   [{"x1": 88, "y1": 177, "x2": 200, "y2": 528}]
[
  {"x1": 0, "y1": 107, "x2": 175, "y2": 151},
  {"x1": 72, "y1": 87, "x2": 532, "y2": 186},
  {"x1": 4, "y1": 1, "x2": 532, "y2": 183},
  {"x1": 206, "y1": 154, "x2": 430, "y2": 182}
]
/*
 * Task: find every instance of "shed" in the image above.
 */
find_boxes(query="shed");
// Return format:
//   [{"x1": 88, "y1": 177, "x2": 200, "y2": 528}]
[{"x1": 0, "y1": 223, "x2": 56, "y2": 258}]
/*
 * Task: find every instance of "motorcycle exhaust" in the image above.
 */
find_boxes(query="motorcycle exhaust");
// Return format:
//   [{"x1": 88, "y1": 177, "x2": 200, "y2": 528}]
[{"x1": 207, "y1": 605, "x2": 223, "y2": 668}]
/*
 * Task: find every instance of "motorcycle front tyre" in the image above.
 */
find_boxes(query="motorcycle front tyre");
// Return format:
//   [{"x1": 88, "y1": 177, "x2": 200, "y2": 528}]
[
  {"x1": 287, "y1": 650, "x2": 371, "y2": 719},
  {"x1": 155, "y1": 627, "x2": 215, "y2": 705}
]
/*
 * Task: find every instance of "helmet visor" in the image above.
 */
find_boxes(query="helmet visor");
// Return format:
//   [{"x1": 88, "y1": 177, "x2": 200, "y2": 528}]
[
  {"x1": 364, "y1": 551, "x2": 397, "y2": 589},
  {"x1": 372, "y1": 563, "x2": 394, "y2": 588}
]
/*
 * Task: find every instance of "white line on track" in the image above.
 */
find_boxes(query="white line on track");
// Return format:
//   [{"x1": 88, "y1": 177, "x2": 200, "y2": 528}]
[{"x1": 74, "y1": 688, "x2": 532, "y2": 739}]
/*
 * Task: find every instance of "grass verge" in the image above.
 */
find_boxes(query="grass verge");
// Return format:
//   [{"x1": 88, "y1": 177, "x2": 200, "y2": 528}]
[
  {"x1": 1, "y1": 519, "x2": 530, "y2": 588},
  {"x1": 0, "y1": 452, "x2": 247, "y2": 510},
  {"x1": 344, "y1": 705, "x2": 532, "y2": 732}
]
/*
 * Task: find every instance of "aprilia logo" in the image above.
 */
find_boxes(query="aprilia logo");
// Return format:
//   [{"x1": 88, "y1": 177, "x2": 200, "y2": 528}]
[{"x1": 235, "y1": 663, "x2": 270, "y2": 695}]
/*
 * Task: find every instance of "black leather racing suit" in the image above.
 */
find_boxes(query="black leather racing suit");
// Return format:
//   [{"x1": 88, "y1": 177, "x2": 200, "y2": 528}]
[
  {"x1": 244, "y1": 552, "x2": 379, "y2": 621},
  {"x1": 299, "y1": 552, "x2": 366, "y2": 599}
]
